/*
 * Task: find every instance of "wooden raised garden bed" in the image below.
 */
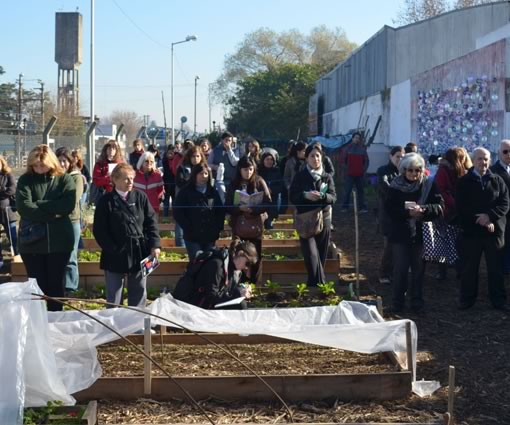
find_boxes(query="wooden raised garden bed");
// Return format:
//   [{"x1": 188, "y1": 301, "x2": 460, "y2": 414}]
[
  {"x1": 24, "y1": 400, "x2": 97, "y2": 425},
  {"x1": 74, "y1": 327, "x2": 413, "y2": 403},
  {"x1": 11, "y1": 253, "x2": 341, "y2": 288}
]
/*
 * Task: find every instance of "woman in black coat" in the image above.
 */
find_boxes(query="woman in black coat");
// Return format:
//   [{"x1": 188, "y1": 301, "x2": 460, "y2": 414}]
[
  {"x1": 290, "y1": 143, "x2": 337, "y2": 286},
  {"x1": 174, "y1": 162, "x2": 225, "y2": 260},
  {"x1": 385, "y1": 153, "x2": 444, "y2": 313},
  {"x1": 258, "y1": 151, "x2": 283, "y2": 229},
  {"x1": 93, "y1": 163, "x2": 160, "y2": 307},
  {"x1": 225, "y1": 156, "x2": 271, "y2": 285},
  {"x1": 0, "y1": 155, "x2": 17, "y2": 264}
]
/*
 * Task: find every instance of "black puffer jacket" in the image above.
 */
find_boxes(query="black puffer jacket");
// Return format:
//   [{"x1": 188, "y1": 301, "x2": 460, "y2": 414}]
[
  {"x1": 173, "y1": 183, "x2": 225, "y2": 244},
  {"x1": 93, "y1": 190, "x2": 160, "y2": 273},
  {"x1": 376, "y1": 162, "x2": 399, "y2": 235},
  {"x1": 385, "y1": 179, "x2": 444, "y2": 244},
  {"x1": 0, "y1": 172, "x2": 16, "y2": 222},
  {"x1": 456, "y1": 168, "x2": 509, "y2": 248}
]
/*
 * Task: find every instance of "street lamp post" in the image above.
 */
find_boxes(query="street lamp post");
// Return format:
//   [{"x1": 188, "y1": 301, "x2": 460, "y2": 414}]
[
  {"x1": 171, "y1": 35, "x2": 197, "y2": 145},
  {"x1": 194, "y1": 75, "x2": 199, "y2": 137}
]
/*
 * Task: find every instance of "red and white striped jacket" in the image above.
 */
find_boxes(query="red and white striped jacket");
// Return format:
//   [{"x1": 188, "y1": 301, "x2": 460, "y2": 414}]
[{"x1": 133, "y1": 170, "x2": 164, "y2": 213}]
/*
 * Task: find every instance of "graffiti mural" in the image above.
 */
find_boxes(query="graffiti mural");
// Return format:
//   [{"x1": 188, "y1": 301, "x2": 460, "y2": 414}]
[{"x1": 416, "y1": 76, "x2": 502, "y2": 155}]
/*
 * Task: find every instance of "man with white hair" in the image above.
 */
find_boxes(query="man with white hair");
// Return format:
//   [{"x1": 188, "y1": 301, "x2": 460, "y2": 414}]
[
  {"x1": 456, "y1": 147, "x2": 510, "y2": 312},
  {"x1": 490, "y1": 140, "x2": 510, "y2": 274}
]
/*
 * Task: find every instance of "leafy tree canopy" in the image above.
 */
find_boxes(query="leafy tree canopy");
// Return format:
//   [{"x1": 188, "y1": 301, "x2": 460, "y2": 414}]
[
  {"x1": 225, "y1": 63, "x2": 322, "y2": 140},
  {"x1": 213, "y1": 25, "x2": 357, "y2": 104}
]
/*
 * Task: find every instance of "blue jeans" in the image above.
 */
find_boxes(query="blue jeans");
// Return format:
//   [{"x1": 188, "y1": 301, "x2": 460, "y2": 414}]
[
  {"x1": 342, "y1": 175, "x2": 367, "y2": 209},
  {"x1": 185, "y1": 241, "x2": 215, "y2": 260},
  {"x1": 65, "y1": 221, "x2": 82, "y2": 291},
  {"x1": 175, "y1": 223, "x2": 185, "y2": 247}
]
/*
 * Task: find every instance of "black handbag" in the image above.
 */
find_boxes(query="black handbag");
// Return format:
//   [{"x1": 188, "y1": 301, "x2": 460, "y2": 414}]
[
  {"x1": 18, "y1": 177, "x2": 54, "y2": 246},
  {"x1": 18, "y1": 220, "x2": 47, "y2": 245}
]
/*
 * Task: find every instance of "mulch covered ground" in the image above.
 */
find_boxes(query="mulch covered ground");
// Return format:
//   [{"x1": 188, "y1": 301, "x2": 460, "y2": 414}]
[{"x1": 96, "y1": 205, "x2": 510, "y2": 424}]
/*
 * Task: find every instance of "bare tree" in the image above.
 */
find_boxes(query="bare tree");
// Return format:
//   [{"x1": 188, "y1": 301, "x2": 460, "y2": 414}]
[
  {"x1": 394, "y1": 0, "x2": 498, "y2": 25},
  {"x1": 102, "y1": 110, "x2": 143, "y2": 142}
]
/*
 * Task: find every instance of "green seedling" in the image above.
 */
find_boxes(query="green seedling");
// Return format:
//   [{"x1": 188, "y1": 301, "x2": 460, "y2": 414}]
[
  {"x1": 264, "y1": 279, "x2": 281, "y2": 293},
  {"x1": 295, "y1": 283, "x2": 309, "y2": 299},
  {"x1": 317, "y1": 281, "x2": 336, "y2": 297}
]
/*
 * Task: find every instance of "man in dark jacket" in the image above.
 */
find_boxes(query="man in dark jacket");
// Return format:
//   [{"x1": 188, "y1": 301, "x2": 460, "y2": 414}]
[
  {"x1": 341, "y1": 132, "x2": 369, "y2": 213},
  {"x1": 456, "y1": 147, "x2": 510, "y2": 312},
  {"x1": 490, "y1": 139, "x2": 510, "y2": 274}
]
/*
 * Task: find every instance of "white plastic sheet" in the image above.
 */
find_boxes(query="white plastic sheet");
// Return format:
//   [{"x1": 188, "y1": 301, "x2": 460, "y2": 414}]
[
  {"x1": 0, "y1": 280, "x2": 74, "y2": 425},
  {"x1": 0, "y1": 281, "x2": 439, "y2": 425}
]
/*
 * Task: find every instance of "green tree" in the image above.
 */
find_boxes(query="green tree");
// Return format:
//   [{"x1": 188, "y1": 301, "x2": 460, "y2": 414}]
[
  {"x1": 213, "y1": 26, "x2": 356, "y2": 105},
  {"x1": 225, "y1": 63, "x2": 322, "y2": 140},
  {"x1": 0, "y1": 66, "x2": 17, "y2": 133}
]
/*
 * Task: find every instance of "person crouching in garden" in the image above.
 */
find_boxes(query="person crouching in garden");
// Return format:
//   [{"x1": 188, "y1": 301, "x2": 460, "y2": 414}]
[
  {"x1": 290, "y1": 143, "x2": 337, "y2": 286},
  {"x1": 174, "y1": 163, "x2": 225, "y2": 260},
  {"x1": 16, "y1": 145, "x2": 76, "y2": 311},
  {"x1": 133, "y1": 152, "x2": 164, "y2": 215},
  {"x1": 93, "y1": 163, "x2": 160, "y2": 307},
  {"x1": 173, "y1": 238, "x2": 258, "y2": 309},
  {"x1": 385, "y1": 153, "x2": 444, "y2": 314}
]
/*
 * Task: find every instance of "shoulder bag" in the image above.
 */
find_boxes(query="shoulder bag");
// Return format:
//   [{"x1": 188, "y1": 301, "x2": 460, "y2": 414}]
[
  {"x1": 19, "y1": 178, "x2": 55, "y2": 245},
  {"x1": 294, "y1": 207, "x2": 324, "y2": 239}
]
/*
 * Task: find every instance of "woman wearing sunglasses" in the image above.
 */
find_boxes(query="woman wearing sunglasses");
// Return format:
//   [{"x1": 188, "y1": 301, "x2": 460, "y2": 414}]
[{"x1": 385, "y1": 152, "x2": 444, "y2": 314}]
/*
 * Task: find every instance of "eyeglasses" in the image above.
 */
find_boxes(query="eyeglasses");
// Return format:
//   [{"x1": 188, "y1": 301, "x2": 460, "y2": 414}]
[
  {"x1": 406, "y1": 168, "x2": 422, "y2": 174},
  {"x1": 502, "y1": 150, "x2": 510, "y2": 155}
]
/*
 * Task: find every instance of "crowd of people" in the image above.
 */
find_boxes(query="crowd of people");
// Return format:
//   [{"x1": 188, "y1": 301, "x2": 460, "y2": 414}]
[
  {"x1": 376, "y1": 142, "x2": 510, "y2": 314},
  {"x1": 2, "y1": 131, "x2": 509, "y2": 314}
]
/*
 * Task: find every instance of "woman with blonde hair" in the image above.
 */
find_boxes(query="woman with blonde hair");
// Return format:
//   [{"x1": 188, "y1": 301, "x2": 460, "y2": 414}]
[
  {"x1": 246, "y1": 140, "x2": 261, "y2": 164},
  {"x1": 91, "y1": 139, "x2": 124, "y2": 204},
  {"x1": 93, "y1": 163, "x2": 160, "y2": 307},
  {"x1": 0, "y1": 155, "x2": 17, "y2": 266},
  {"x1": 16, "y1": 145, "x2": 76, "y2": 311}
]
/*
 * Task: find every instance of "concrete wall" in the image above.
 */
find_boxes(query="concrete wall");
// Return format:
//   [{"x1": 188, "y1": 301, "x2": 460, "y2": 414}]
[
  {"x1": 55, "y1": 12, "x2": 83, "y2": 69},
  {"x1": 389, "y1": 79, "x2": 411, "y2": 147},
  {"x1": 315, "y1": 1, "x2": 510, "y2": 122},
  {"x1": 391, "y1": 2, "x2": 510, "y2": 86}
]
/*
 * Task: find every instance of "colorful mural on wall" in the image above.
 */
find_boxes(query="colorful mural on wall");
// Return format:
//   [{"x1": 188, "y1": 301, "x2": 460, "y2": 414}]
[
  {"x1": 416, "y1": 76, "x2": 502, "y2": 155},
  {"x1": 411, "y1": 39, "x2": 506, "y2": 156}
]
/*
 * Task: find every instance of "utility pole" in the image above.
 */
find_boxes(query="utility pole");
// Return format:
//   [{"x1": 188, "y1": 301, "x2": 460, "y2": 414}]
[
  {"x1": 38, "y1": 80, "x2": 45, "y2": 128},
  {"x1": 17, "y1": 73, "x2": 23, "y2": 167},
  {"x1": 161, "y1": 91, "x2": 168, "y2": 145},
  {"x1": 194, "y1": 75, "x2": 199, "y2": 137},
  {"x1": 208, "y1": 83, "x2": 212, "y2": 133}
]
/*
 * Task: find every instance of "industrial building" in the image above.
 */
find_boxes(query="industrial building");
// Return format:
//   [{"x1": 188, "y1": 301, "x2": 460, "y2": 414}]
[{"x1": 310, "y1": 1, "x2": 510, "y2": 171}]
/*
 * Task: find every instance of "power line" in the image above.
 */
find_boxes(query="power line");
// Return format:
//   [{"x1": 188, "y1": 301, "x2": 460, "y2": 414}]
[{"x1": 109, "y1": 0, "x2": 170, "y2": 50}]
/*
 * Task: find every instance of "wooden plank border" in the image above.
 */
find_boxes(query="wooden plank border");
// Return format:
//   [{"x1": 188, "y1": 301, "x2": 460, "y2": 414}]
[{"x1": 73, "y1": 372, "x2": 413, "y2": 402}]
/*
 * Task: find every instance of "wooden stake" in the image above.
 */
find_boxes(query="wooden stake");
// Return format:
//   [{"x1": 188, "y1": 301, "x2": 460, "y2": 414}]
[
  {"x1": 448, "y1": 365, "x2": 455, "y2": 421},
  {"x1": 405, "y1": 322, "x2": 413, "y2": 373},
  {"x1": 144, "y1": 317, "x2": 152, "y2": 395},
  {"x1": 376, "y1": 296, "x2": 383, "y2": 317},
  {"x1": 353, "y1": 189, "x2": 360, "y2": 299}
]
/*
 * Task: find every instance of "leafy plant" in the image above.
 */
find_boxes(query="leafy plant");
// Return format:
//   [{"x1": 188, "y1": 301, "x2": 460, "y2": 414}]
[
  {"x1": 295, "y1": 283, "x2": 309, "y2": 299},
  {"x1": 327, "y1": 295, "x2": 343, "y2": 306},
  {"x1": 81, "y1": 227, "x2": 93, "y2": 238},
  {"x1": 78, "y1": 250, "x2": 101, "y2": 262},
  {"x1": 264, "y1": 279, "x2": 281, "y2": 293},
  {"x1": 317, "y1": 281, "x2": 336, "y2": 297},
  {"x1": 24, "y1": 401, "x2": 66, "y2": 425},
  {"x1": 160, "y1": 230, "x2": 176, "y2": 239}
]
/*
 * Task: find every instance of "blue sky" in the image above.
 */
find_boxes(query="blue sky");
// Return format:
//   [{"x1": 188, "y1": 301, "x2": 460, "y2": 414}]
[{"x1": 1, "y1": 0, "x2": 403, "y2": 132}]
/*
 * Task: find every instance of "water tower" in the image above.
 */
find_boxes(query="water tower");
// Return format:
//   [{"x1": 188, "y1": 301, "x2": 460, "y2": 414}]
[{"x1": 55, "y1": 12, "x2": 82, "y2": 115}]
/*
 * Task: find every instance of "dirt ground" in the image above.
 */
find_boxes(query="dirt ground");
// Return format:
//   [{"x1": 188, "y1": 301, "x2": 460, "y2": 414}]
[
  {"x1": 332, "y1": 204, "x2": 510, "y2": 425},
  {"x1": 96, "y1": 202, "x2": 510, "y2": 424},
  {"x1": 6, "y1": 196, "x2": 510, "y2": 424}
]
